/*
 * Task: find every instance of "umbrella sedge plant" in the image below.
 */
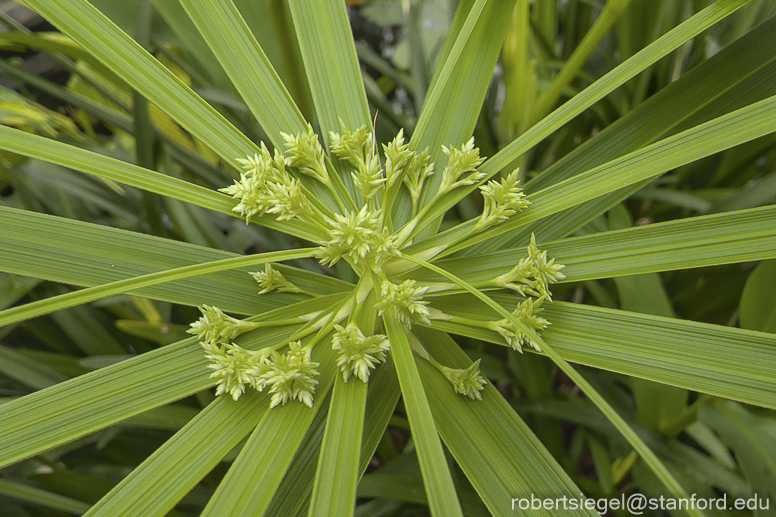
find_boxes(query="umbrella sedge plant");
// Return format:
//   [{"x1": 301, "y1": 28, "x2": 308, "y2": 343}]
[{"x1": 0, "y1": 0, "x2": 775, "y2": 516}]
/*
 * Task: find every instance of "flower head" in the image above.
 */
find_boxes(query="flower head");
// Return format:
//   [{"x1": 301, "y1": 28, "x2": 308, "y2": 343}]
[
  {"x1": 526, "y1": 234, "x2": 566, "y2": 288},
  {"x1": 250, "y1": 264, "x2": 301, "y2": 294},
  {"x1": 440, "y1": 359, "x2": 487, "y2": 401},
  {"x1": 402, "y1": 148, "x2": 434, "y2": 202},
  {"x1": 488, "y1": 297, "x2": 549, "y2": 352},
  {"x1": 253, "y1": 341, "x2": 320, "y2": 408},
  {"x1": 219, "y1": 172, "x2": 270, "y2": 223},
  {"x1": 352, "y1": 153, "x2": 385, "y2": 201},
  {"x1": 315, "y1": 206, "x2": 398, "y2": 269},
  {"x1": 329, "y1": 122, "x2": 373, "y2": 166},
  {"x1": 188, "y1": 305, "x2": 253, "y2": 345},
  {"x1": 332, "y1": 323, "x2": 390, "y2": 382},
  {"x1": 383, "y1": 129, "x2": 413, "y2": 187},
  {"x1": 263, "y1": 176, "x2": 313, "y2": 221},
  {"x1": 494, "y1": 234, "x2": 565, "y2": 299},
  {"x1": 375, "y1": 279, "x2": 431, "y2": 328},
  {"x1": 202, "y1": 342, "x2": 261, "y2": 401},
  {"x1": 329, "y1": 123, "x2": 385, "y2": 200},
  {"x1": 477, "y1": 169, "x2": 530, "y2": 229},
  {"x1": 221, "y1": 144, "x2": 312, "y2": 223},
  {"x1": 439, "y1": 138, "x2": 485, "y2": 193},
  {"x1": 281, "y1": 124, "x2": 329, "y2": 185}
]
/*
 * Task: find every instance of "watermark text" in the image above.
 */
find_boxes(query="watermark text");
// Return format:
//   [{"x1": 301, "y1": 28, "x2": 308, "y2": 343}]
[{"x1": 511, "y1": 493, "x2": 770, "y2": 514}]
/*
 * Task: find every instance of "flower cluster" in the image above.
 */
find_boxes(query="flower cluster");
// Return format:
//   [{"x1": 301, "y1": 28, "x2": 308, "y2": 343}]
[
  {"x1": 220, "y1": 142, "x2": 313, "y2": 223},
  {"x1": 198, "y1": 337, "x2": 320, "y2": 407},
  {"x1": 281, "y1": 125, "x2": 329, "y2": 185},
  {"x1": 401, "y1": 150, "x2": 434, "y2": 207},
  {"x1": 438, "y1": 359, "x2": 488, "y2": 401},
  {"x1": 438, "y1": 138, "x2": 486, "y2": 194},
  {"x1": 189, "y1": 305, "x2": 319, "y2": 407},
  {"x1": 488, "y1": 297, "x2": 550, "y2": 353},
  {"x1": 476, "y1": 169, "x2": 531, "y2": 229},
  {"x1": 210, "y1": 126, "x2": 565, "y2": 406},
  {"x1": 201, "y1": 342, "x2": 260, "y2": 401},
  {"x1": 188, "y1": 305, "x2": 256, "y2": 344},
  {"x1": 332, "y1": 323, "x2": 390, "y2": 382},
  {"x1": 375, "y1": 279, "x2": 431, "y2": 328},
  {"x1": 313, "y1": 206, "x2": 399, "y2": 269},
  {"x1": 251, "y1": 264, "x2": 301, "y2": 295},
  {"x1": 482, "y1": 235, "x2": 565, "y2": 352},
  {"x1": 329, "y1": 122, "x2": 384, "y2": 200},
  {"x1": 494, "y1": 234, "x2": 566, "y2": 299},
  {"x1": 382, "y1": 130, "x2": 413, "y2": 185},
  {"x1": 250, "y1": 341, "x2": 320, "y2": 408}
]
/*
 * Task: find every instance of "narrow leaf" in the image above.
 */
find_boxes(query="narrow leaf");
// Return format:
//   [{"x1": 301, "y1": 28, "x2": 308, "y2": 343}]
[
  {"x1": 179, "y1": 0, "x2": 307, "y2": 147},
  {"x1": 200, "y1": 344, "x2": 337, "y2": 517},
  {"x1": 0, "y1": 296, "x2": 334, "y2": 469},
  {"x1": 401, "y1": 255, "x2": 700, "y2": 513},
  {"x1": 410, "y1": 0, "x2": 752, "y2": 237},
  {"x1": 0, "y1": 126, "x2": 320, "y2": 241},
  {"x1": 431, "y1": 295, "x2": 776, "y2": 410},
  {"x1": 286, "y1": 0, "x2": 371, "y2": 141},
  {"x1": 307, "y1": 377, "x2": 367, "y2": 517},
  {"x1": 0, "y1": 479, "x2": 90, "y2": 515},
  {"x1": 22, "y1": 0, "x2": 257, "y2": 166},
  {"x1": 0, "y1": 248, "x2": 315, "y2": 327},
  {"x1": 406, "y1": 205, "x2": 776, "y2": 284},
  {"x1": 0, "y1": 207, "x2": 349, "y2": 316},
  {"x1": 415, "y1": 94, "x2": 776, "y2": 257},
  {"x1": 383, "y1": 312, "x2": 464, "y2": 517},
  {"x1": 85, "y1": 393, "x2": 268, "y2": 517}
]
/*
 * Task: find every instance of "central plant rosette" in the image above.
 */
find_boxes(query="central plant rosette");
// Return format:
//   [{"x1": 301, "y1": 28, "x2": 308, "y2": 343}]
[{"x1": 188, "y1": 124, "x2": 565, "y2": 408}]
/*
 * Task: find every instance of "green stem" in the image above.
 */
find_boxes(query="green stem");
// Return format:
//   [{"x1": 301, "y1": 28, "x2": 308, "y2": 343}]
[
  {"x1": 660, "y1": 398, "x2": 702, "y2": 437},
  {"x1": 301, "y1": 184, "x2": 336, "y2": 221},
  {"x1": 447, "y1": 314, "x2": 491, "y2": 329},
  {"x1": 533, "y1": 0, "x2": 632, "y2": 123},
  {"x1": 324, "y1": 156, "x2": 358, "y2": 212},
  {"x1": 294, "y1": 288, "x2": 322, "y2": 299},
  {"x1": 0, "y1": 248, "x2": 317, "y2": 328},
  {"x1": 380, "y1": 177, "x2": 406, "y2": 233},
  {"x1": 267, "y1": 0, "x2": 314, "y2": 122},
  {"x1": 246, "y1": 317, "x2": 307, "y2": 331},
  {"x1": 302, "y1": 206, "x2": 333, "y2": 236},
  {"x1": 323, "y1": 177, "x2": 350, "y2": 214},
  {"x1": 425, "y1": 354, "x2": 449, "y2": 372}
]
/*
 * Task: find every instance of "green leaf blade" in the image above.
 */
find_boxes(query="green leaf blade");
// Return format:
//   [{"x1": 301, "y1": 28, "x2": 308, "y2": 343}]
[
  {"x1": 307, "y1": 377, "x2": 367, "y2": 517},
  {"x1": 409, "y1": 0, "x2": 753, "y2": 236},
  {"x1": 85, "y1": 393, "x2": 268, "y2": 517},
  {"x1": 407, "y1": 205, "x2": 776, "y2": 284},
  {"x1": 22, "y1": 0, "x2": 257, "y2": 166},
  {"x1": 179, "y1": 0, "x2": 307, "y2": 146},
  {"x1": 0, "y1": 207, "x2": 349, "y2": 315},
  {"x1": 383, "y1": 312, "x2": 464, "y2": 517},
  {"x1": 287, "y1": 0, "x2": 371, "y2": 139},
  {"x1": 200, "y1": 344, "x2": 337, "y2": 517},
  {"x1": 0, "y1": 297, "x2": 334, "y2": 469},
  {"x1": 432, "y1": 296, "x2": 776, "y2": 410}
]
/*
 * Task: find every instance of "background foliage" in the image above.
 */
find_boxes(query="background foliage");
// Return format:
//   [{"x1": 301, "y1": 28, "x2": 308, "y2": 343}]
[{"x1": 0, "y1": 0, "x2": 775, "y2": 515}]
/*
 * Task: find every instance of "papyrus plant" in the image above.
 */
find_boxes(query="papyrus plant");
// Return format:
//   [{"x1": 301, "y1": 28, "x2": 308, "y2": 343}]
[{"x1": 1, "y1": 0, "x2": 776, "y2": 516}]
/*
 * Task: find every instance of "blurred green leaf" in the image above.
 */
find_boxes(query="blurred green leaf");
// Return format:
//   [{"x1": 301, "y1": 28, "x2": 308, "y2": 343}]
[
  {"x1": 85, "y1": 392, "x2": 267, "y2": 517},
  {"x1": 701, "y1": 400, "x2": 776, "y2": 517},
  {"x1": 740, "y1": 260, "x2": 776, "y2": 333}
]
